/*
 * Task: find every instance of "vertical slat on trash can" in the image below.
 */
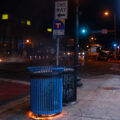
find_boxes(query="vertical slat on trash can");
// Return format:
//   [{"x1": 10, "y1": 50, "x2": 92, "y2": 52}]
[
  {"x1": 28, "y1": 66, "x2": 64, "y2": 116},
  {"x1": 59, "y1": 71, "x2": 62, "y2": 112},
  {"x1": 30, "y1": 73, "x2": 32, "y2": 112}
]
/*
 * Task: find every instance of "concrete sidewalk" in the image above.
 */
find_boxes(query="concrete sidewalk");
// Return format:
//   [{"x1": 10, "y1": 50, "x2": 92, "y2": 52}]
[{"x1": 1, "y1": 74, "x2": 120, "y2": 120}]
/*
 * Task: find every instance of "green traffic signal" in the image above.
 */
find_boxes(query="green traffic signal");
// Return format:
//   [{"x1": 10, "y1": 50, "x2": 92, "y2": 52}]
[{"x1": 81, "y1": 28, "x2": 87, "y2": 34}]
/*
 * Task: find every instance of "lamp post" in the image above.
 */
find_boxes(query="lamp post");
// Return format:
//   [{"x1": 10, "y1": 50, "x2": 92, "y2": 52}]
[
  {"x1": 117, "y1": 46, "x2": 120, "y2": 55},
  {"x1": 114, "y1": 15, "x2": 117, "y2": 58},
  {"x1": 104, "y1": 11, "x2": 117, "y2": 59},
  {"x1": 74, "y1": 0, "x2": 82, "y2": 86},
  {"x1": 113, "y1": 43, "x2": 117, "y2": 59}
]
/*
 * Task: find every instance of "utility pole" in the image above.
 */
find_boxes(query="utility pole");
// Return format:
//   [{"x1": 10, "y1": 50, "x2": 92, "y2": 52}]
[
  {"x1": 114, "y1": 14, "x2": 117, "y2": 59},
  {"x1": 74, "y1": 0, "x2": 82, "y2": 86}
]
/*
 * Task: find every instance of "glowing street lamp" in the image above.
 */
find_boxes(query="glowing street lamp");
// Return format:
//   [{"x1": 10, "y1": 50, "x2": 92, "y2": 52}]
[
  {"x1": 25, "y1": 39, "x2": 32, "y2": 44},
  {"x1": 91, "y1": 37, "x2": 94, "y2": 40},
  {"x1": 104, "y1": 11, "x2": 116, "y2": 41},
  {"x1": 104, "y1": 11, "x2": 109, "y2": 16},
  {"x1": 26, "y1": 40, "x2": 30, "y2": 43},
  {"x1": 117, "y1": 46, "x2": 120, "y2": 55},
  {"x1": 82, "y1": 29, "x2": 86, "y2": 33},
  {"x1": 25, "y1": 39, "x2": 33, "y2": 46},
  {"x1": 113, "y1": 43, "x2": 117, "y2": 47},
  {"x1": 81, "y1": 28, "x2": 87, "y2": 35},
  {"x1": 113, "y1": 43, "x2": 117, "y2": 59},
  {"x1": 104, "y1": 10, "x2": 117, "y2": 59},
  {"x1": 86, "y1": 45, "x2": 89, "y2": 48},
  {"x1": 75, "y1": 0, "x2": 82, "y2": 87}
]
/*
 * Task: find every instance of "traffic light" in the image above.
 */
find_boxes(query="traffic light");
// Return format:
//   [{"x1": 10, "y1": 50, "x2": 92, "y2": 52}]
[
  {"x1": 113, "y1": 43, "x2": 117, "y2": 47},
  {"x1": 81, "y1": 28, "x2": 87, "y2": 35}
]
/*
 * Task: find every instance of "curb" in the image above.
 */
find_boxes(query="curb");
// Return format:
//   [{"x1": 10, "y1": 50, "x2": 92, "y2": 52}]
[
  {"x1": 0, "y1": 78, "x2": 30, "y2": 85},
  {"x1": 0, "y1": 78, "x2": 30, "y2": 115},
  {"x1": 0, "y1": 96, "x2": 30, "y2": 114}
]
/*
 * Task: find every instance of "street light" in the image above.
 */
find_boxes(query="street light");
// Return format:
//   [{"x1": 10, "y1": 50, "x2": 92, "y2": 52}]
[
  {"x1": 113, "y1": 43, "x2": 117, "y2": 59},
  {"x1": 113, "y1": 43, "x2": 117, "y2": 47},
  {"x1": 91, "y1": 37, "x2": 94, "y2": 40},
  {"x1": 104, "y1": 11, "x2": 109, "y2": 16},
  {"x1": 117, "y1": 46, "x2": 120, "y2": 55},
  {"x1": 104, "y1": 10, "x2": 117, "y2": 59},
  {"x1": 89, "y1": 36, "x2": 96, "y2": 44},
  {"x1": 25, "y1": 39, "x2": 32, "y2": 45},
  {"x1": 26, "y1": 40, "x2": 30, "y2": 43},
  {"x1": 86, "y1": 45, "x2": 89, "y2": 48}
]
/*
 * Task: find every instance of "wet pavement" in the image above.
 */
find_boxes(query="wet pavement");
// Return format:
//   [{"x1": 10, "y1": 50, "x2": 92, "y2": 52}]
[
  {"x1": 1, "y1": 74, "x2": 120, "y2": 120},
  {"x1": 0, "y1": 61, "x2": 120, "y2": 81},
  {"x1": 0, "y1": 61, "x2": 120, "y2": 119}
]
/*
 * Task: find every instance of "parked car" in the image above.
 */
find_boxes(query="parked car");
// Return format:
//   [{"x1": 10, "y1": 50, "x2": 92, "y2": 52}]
[{"x1": 96, "y1": 50, "x2": 112, "y2": 61}]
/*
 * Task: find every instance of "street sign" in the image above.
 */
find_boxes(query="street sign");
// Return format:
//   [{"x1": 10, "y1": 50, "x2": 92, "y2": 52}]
[
  {"x1": 101, "y1": 29, "x2": 108, "y2": 34},
  {"x1": 55, "y1": 1, "x2": 68, "y2": 20},
  {"x1": 53, "y1": 20, "x2": 65, "y2": 38}
]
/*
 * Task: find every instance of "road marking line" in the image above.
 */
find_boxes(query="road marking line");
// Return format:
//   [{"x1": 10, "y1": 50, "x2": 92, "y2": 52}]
[{"x1": 0, "y1": 78, "x2": 30, "y2": 119}]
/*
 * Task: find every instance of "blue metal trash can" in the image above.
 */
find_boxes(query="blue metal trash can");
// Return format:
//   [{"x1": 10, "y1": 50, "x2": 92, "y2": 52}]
[{"x1": 28, "y1": 66, "x2": 64, "y2": 116}]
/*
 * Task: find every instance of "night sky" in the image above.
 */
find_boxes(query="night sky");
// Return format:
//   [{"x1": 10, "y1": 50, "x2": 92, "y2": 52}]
[
  {"x1": 0, "y1": 0, "x2": 116, "y2": 27},
  {"x1": 0, "y1": 0, "x2": 118, "y2": 48}
]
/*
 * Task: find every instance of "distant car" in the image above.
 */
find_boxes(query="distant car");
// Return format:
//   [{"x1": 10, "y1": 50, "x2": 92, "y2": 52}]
[
  {"x1": 96, "y1": 51, "x2": 111, "y2": 61},
  {"x1": 78, "y1": 51, "x2": 86, "y2": 56},
  {"x1": 117, "y1": 56, "x2": 120, "y2": 60}
]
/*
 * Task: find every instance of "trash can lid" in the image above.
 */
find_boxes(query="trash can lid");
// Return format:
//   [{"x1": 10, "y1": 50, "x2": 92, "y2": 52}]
[
  {"x1": 27, "y1": 66, "x2": 64, "y2": 74},
  {"x1": 64, "y1": 68, "x2": 74, "y2": 72}
]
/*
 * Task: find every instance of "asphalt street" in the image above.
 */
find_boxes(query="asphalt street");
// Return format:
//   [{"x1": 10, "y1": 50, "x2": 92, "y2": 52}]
[{"x1": 0, "y1": 60, "x2": 120, "y2": 81}]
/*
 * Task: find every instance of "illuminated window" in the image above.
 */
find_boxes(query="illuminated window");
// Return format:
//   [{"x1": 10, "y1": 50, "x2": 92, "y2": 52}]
[
  {"x1": 26, "y1": 20, "x2": 31, "y2": 26},
  {"x1": 47, "y1": 28, "x2": 52, "y2": 32},
  {"x1": 2, "y1": 14, "x2": 8, "y2": 20}
]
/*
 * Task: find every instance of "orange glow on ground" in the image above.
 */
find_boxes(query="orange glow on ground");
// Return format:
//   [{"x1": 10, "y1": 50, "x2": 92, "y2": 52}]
[
  {"x1": 27, "y1": 111, "x2": 66, "y2": 120},
  {"x1": 0, "y1": 59, "x2": 3, "y2": 62}
]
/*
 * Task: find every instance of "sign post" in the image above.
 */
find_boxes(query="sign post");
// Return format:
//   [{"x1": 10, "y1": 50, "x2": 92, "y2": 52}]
[
  {"x1": 53, "y1": 19, "x2": 65, "y2": 66},
  {"x1": 56, "y1": 38, "x2": 60, "y2": 66},
  {"x1": 54, "y1": 0, "x2": 68, "y2": 66}
]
